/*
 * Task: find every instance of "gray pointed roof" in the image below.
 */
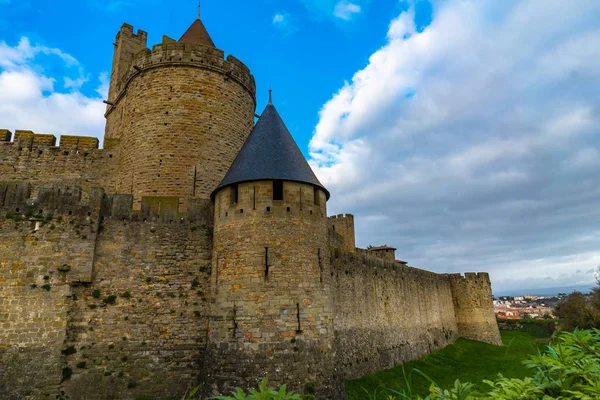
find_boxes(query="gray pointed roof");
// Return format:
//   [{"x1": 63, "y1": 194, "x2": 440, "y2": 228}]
[{"x1": 212, "y1": 102, "x2": 330, "y2": 200}]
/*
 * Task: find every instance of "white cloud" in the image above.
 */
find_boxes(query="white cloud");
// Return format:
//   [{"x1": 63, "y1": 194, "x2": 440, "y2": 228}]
[
  {"x1": 310, "y1": 0, "x2": 600, "y2": 293},
  {"x1": 333, "y1": 1, "x2": 361, "y2": 20},
  {"x1": 0, "y1": 37, "x2": 106, "y2": 144},
  {"x1": 272, "y1": 12, "x2": 295, "y2": 35},
  {"x1": 300, "y1": 0, "x2": 362, "y2": 22}
]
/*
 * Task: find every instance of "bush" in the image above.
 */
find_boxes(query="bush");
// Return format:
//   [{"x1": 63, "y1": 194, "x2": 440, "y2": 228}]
[
  {"x1": 182, "y1": 378, "x2": 303, "y2": 400},
  {"x1": 362, "y1": 329, "x2": 600, "y2": 399},
  {"x1": 102, "y1": 295, "x2": 117, "y2": 304},
  {"x1": 554, "y1": 290, "x2": 600, "y2": 330}
]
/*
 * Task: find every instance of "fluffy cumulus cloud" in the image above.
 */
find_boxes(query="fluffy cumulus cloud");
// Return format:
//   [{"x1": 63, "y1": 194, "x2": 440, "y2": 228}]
[
  {"x1": 309, "y1": 0, "x2": 600, "y2": 293},
  {"x1": 0, "y1": 37, "x2": 106, "y2": 144}
]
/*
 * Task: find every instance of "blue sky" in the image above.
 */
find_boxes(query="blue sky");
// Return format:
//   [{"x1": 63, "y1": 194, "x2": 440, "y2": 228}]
[
  {"x1": 1, "y1": 0, "x2": 600, "y2": 294},
  {"x1": 0, "y1": 0, "x2": 429, "y2": 151}
]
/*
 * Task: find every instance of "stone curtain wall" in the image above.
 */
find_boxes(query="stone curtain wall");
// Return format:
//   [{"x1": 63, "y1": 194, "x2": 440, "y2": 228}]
[
  {"x1": 449, "y1": 273, "x2": 502, "y2": 345},
  {"x1": 0, "y1": 130, "x2": 118, "y2": 203},
  {"x1": 0, "y1": 185, "x2": 215, "y2": 400},
  {"x1": 0, "y1": 186, "x2": 103, "y2": 399},
  {"x1": 332, "y1": 251, "x2": 459, "y2": 380},
  {"x1": 61, "y1": 217, "x2": 213, "y2": 400}
]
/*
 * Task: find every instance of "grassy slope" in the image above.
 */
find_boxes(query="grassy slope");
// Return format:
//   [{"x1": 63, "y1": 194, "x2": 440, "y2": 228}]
[{"x1": 345, "y1": 331, "x2": 550, "y2": 399}]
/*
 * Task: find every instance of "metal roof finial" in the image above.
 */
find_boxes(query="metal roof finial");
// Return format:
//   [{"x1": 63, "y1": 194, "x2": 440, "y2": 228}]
[
  {"x1": 268, "y1": 88, "x2": 272, "y2": 105},
  {"x1": 197, "y1": 1, "x2": 201, "y2": 19}
]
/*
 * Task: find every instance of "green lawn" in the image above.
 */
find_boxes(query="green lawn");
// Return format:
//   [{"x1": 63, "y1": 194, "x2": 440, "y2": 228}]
[{"x1": 345, "y1": 330, "x2": 551, "y2": 399}]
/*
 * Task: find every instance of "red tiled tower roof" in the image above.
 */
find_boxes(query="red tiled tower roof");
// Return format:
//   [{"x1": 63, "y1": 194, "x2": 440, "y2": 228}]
[{"x1": 178, "y1": 19, "x2": 215, "y2": 47}]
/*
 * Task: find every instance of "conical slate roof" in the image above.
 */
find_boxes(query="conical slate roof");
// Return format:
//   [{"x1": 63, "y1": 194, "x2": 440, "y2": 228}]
[
  {"x1": 178, "y1": 19, "x2": 215, "y2": 47},
  {"x1": 212, "y1": 101, "x2": 330, "y2": 200}
]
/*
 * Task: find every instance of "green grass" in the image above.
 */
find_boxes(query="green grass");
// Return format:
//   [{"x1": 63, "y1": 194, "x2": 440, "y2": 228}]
[{"x1": 346, "y1": 331, "x2": 550, "y2": 399}]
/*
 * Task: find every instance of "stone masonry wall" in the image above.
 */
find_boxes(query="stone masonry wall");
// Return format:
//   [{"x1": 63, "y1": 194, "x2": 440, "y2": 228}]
[
  {"x1": 448, "y1": 273, "x2": 502, "y2": 345},
  {"x1": 0, "y1": 130, "x2": 119, "y2": 203},
  {"x1": 105, "y1": 41, "x2": 256, "y2": 211},
  {"x1": 0, "y1": 185, "x2": 102, "y2": 400},
  {"x1": 0, "y1": 184, "x2": 215, "y2": 400},
  {"x1": 60, "y1": 216, "x2": 213, "y2": 400},
  {"x1": 328, "y1": 214, "x2": 355, "y2": 252},
  {"x1": 209, "y1": 180, "x2": 342, "y2": 399},
  {"x1": 331, "y1": 251, "x2": 459, "y2": 380}
]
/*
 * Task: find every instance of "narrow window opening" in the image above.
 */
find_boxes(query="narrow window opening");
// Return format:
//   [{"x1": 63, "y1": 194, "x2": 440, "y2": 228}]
[
  {"x1": 240, "y1": 209, "x2": 243, "y2": 214},
  {"x1": 314, "y1": 187, "x2": 320, "y2": 205},
  {"x1": 215, "y1": 258, "x2": 219, "y2": 294},
  {"x1": 266, "y1": 206, "x2": 271, "y2": 212},
  {"x1": 232, "y1": 305, "x2": 238, "y2": 338},
  {"x1": 332, "y1": 225, "x2": 335, "y2": 231},
  {"x1": 192, "y1": 167, "x2": 197, "y2": 197},
  {"x1": 225, "y1": 212, "x2": 228, "y2": 217},
  {"x1": 299, "y1": 188, "x2": 302, "y2": 211},
  {"x1": 264, "y1": 247, "x2": 269, "y2": 281},
  {"x1": 318, "y1": 248, "x2": 323, "y2": 284},
  {"x1": 230, "y1": 184, "x2": 238, "y2": 204},
  {"x1": 253, "y1": 186, "x2": 256, "y2": 210},
  {"x1": 286, "y1": 207, "x2": 290, "y2": 212},
  {"x1": 273, "y1": 180, "x2": 283, "y2": 201},
  {"x1": 296, "y1": 303, "x2": 302, "y2": 334}
]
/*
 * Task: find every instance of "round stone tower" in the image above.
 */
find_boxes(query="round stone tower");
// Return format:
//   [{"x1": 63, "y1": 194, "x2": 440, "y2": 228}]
[
  {"x1": 207, "y1": 97, "x2": 341, "y2": 398},
  {"x1": 104, "y1": 18, "x2": 256, "y2": 210}
]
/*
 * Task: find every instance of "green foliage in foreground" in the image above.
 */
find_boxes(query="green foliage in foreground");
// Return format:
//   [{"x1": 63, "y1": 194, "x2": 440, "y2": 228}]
[
  {"x1": 356, "y1": 329, "x2": 600, "y2": 400},
  {"x1": 213, "y1": 378, "x2": 302, "y2": 400},
  {"x1": 347, "y1": 330, "x2": 549, "y2": 398},
  {"x1": 182, "y1": 330, "x2": 599, "y2": 400},
  {"x1": 180, "y1": 378, "x2": 302, "y2": 400}
]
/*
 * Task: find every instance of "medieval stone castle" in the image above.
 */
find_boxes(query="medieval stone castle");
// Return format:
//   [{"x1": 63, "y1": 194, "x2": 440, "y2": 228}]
[{"x1": 0, "y1": 15, "x2": 501, "y2": 400}]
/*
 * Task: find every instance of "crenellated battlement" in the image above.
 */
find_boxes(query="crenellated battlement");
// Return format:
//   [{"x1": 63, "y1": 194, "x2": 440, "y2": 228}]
[
  {"x1": 0, "y1": 129, "x2": 118, "y2": 153},
  {"x1": 107, "y1": 41, "x2": 256, "y2": 113},
  {"x1": 214, "y1": 180, "x2": 327, "y2": 226},
  {"x1": 117, "y1": 23, "x2": 148, "y2": 42},
  {"x1": 0, "y1": 183, "x2": 213, "y2": 226},
  {"x1": 447, "y1": 272, "x2": 491, "y2": 282},
  {"x1": 335, "y1": 247, "x2": 433, "y2": 276},
  {"x1": 0, "y1": 130, "x2": 118, "y2": 202},
  {"x1": 329, "y1": 213, "x2": 354, "y2": 220}
]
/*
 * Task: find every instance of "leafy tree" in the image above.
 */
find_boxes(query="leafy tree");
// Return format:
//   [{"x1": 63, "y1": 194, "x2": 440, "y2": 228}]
[
  {"x1": 553, "y1": 268, "x2": 600, "y2": 330},
  {"x1": 554, "y1": 291, "x2": 600, "y2": 330}
]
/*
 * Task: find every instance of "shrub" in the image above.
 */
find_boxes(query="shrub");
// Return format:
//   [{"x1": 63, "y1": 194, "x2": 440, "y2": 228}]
[
  {"x1": 554, "y1": 291, "x2": 600, "y2": 330},
  {"x1": 212, "y1": 378, "x2": 303, "y2": 400},
  {"x1": 102, "y1": 295, "x2": 117, "y2": 304},
  {"x1": 362, "y1": 329, "x2": 600, "y2": 399}
]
